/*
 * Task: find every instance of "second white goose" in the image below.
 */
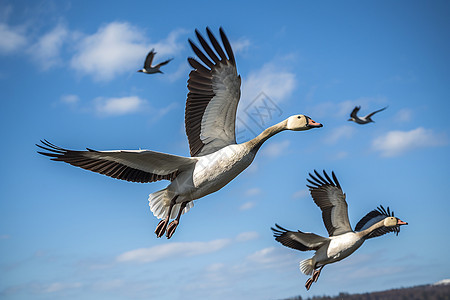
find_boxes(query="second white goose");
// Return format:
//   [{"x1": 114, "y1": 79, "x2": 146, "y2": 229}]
[
  {"x1": 272, "y1": 170, "x2": 407, "y2": 290},
  {"x1": 37, "y1": 28, "x2": 323, "y2": 239}
]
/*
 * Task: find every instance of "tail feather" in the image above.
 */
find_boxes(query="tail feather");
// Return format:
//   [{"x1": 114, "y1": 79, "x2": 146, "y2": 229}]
[
  {"x1": 148, "y1": 189, "x2": 193, "y2": 219},
  {"x1": 299, "y1": 258, "x2": 314, "y2": 276}
]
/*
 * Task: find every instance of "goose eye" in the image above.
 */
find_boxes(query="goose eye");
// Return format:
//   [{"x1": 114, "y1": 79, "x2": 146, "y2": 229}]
[{"x1": 297, "y1": 116, "x2": 301, "y2": 119}]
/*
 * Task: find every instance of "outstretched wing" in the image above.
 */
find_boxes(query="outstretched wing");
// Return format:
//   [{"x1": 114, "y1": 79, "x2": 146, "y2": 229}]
[
  {"x1": 185, "y1": 27, "x2": 241, "y2": 157},
  {"x1": 366, "y1": 106, "x2": 388, "y2": 118},
  {"x1": 37, "y1": 140, "x2": 196, "y2": 183},
  {"x1": 307, "y1": 170, "x2": 352, "y2": 237},
  {"x1": 155, "y1": 58, "x2": 173, "y2": 68},
  {"x1": 271, "y1": 224, "x2": 329, "y2": 251},
  {"x1": 350, "y1": 106, "x2": 360, "y2": 119},
  {"x1": 144, "y1": 49, "x2": 156, "y2": 68},
  {"x1": 355, "y1": 205, "x2": 401, "y2": 239}
]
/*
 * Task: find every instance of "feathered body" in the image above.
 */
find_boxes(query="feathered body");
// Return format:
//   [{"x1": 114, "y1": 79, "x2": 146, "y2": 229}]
[
  {"x1": 272, "y1": 170, "x2": 407, "y2": 290},
  {"x1": 37, "y1": 28, "x2": 323, "y2": 239}
]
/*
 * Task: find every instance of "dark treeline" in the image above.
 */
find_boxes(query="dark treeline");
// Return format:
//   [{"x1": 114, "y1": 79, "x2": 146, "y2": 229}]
[{"x1": 283, "y1": 283, "x2": 450, "y2": 300}]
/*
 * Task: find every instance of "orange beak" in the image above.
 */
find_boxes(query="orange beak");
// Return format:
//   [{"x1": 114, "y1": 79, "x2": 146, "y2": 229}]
[
  {"x1": 397, "y1": 219, "x2": 408, "y2": 225},
  {"x1": 307, "y1": 117, "x2": 323, "y2": 128}
]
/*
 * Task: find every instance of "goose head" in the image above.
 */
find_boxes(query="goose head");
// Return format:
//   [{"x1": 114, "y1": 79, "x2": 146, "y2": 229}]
[
  {"x1": 286, "y1": 115, "x2": 323, "y2": 131},
  {"x1": 384, "y1": 216, "x2": 408, "y2": 227}
]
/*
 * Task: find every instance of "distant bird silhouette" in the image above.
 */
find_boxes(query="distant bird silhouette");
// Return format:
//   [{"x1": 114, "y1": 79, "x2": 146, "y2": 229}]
[
  {"x1": 348, "y1": 106, "x2": 388, "y2": 124},
  {"x1": 137, "y1": 49, "x2": 173, "y2": 74},
  {"x1": 37, "y1": 28, "x2": 323, "y2": 239},
  {"x1": 272, "y1": 170, "x2": 407, "y2": 291}
]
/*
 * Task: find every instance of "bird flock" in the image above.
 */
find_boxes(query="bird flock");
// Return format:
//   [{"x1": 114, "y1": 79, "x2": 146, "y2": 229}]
[{"x1": 37, "y1": 27, "x2": 406, "y2": 290}]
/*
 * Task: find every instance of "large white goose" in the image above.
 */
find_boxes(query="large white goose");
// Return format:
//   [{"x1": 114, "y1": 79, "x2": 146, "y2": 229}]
[
  {"x1": 37, "y1": 28, "x2": 323, "y2": 239},
  {"x1": 272, "y1": 170, "x2": 407, "y2": 290}
]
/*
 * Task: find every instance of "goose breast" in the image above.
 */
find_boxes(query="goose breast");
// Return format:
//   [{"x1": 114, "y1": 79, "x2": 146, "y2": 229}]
[
  {"x1": 319, "y1": 233, "x2": 364, "y2": 264},
  {"x1": 193, "y1": 144, "x2": 255, "y2": 195}
]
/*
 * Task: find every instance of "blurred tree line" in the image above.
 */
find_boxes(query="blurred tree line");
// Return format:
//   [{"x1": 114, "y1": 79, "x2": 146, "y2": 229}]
[{"x1": 283, "y1": 283, "x2": 450, "y2": 300}]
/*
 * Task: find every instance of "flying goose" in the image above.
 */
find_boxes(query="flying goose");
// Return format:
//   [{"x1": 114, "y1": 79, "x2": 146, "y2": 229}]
[
  {"x1": 272, "y1": 170, "x2": 407, "y2": 290},
  {"x1": 348, "y1": 106, "x2": 388, "y2": 124},
  {"x1": 37, "y1": 28, "x2": 323, "y2": 239},
  {"x1": 137, "y1": 48, "x2": 173, "y2": 74}
]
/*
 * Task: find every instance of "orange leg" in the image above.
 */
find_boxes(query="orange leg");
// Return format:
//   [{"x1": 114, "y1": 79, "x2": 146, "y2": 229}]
[
  {"x1": 154, "y1": 196, "x2": 178, "y2": 238},
  {"x1": 166, "y1": 202, "x2": 188, "y2": 239}
]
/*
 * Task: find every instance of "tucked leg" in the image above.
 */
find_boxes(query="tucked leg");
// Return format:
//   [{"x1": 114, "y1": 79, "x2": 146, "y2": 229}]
[
  {"x1": 305, "y1": 277, "x2": 314, "y2": 290},
  {"x1": 305, "y1": 266, "x2": 324, "y2": 290},
  {"x1": 154, "y1": 196, "x2": 178, "y2": 238},
  {"x1": 166, "y1": 201, "x2": 188, "y2": 239},
  {"x1": 312, "y1": 265, "x2": 324, "y2": 282}
]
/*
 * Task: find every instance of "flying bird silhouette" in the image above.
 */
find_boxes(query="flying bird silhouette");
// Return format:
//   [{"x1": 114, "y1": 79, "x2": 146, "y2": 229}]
[
  {"x1": 137, "y1": 49, "x2": 173, "y2": 74},
  {"x1": 348, "y1": 106, "x2": 388, "y2": 124},
  {"x1": 37, "y1": 28, "x2": 323, "y2": 239},
  {"x1": 272, "y1": 170, "x2": 407, "y2": 290}
]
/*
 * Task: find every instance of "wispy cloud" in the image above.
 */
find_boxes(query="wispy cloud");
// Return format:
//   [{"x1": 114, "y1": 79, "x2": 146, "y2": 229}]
[
  {"x1": 245, "y1": 188, "x2": 261, "y2": 196},
  {"x1": 235, "y1": 232, "x2": 259, "y2": 242},
  {"x1": 94, "y1": 96, "x2": 149, "y2": 116},
  {"x1": 116, "y1": 239, "x2": 231, "y2": 263},
  {"x1": 69, "y1": 23, "x2": 185, "y2": 81},
  {"x1": 231, "y1": 38, "x2": 251, "y2": 53},
  {"x1": 372, "y1": 127, "x2": 448, "y2": 157},
  {"x1": 323, "y1": 125, "x2": 356, "y2": 144},
  {"x1": 239, "y1": 201, "x2": 256, "y2": 211},
  {"x1": 29, "y1": 23, "x2": 68, "y2": 70},
  {"x1": 261, "y1": 140, "x2": 290, "y2": 157},
  {"x1": 60, "y1": 94, "x2": 80, "y2": 105},
  {"x1": 292, "y1": 189, "x2": 308, "y2": 199},
  {"x1": 40, "y1": 282, "x2": 83, "y2": 293},
  {"x1": 0, "y1": 234, "x2": 10, "y2": 240},
  {"x1": 70, "y1": 22, "x2": 148, "y2": 81},
  {"x1": 394, "y1": 108, "x2": 413, "y2": 123},
  {"x1": 0, "y1": 23, "x2": 27, "y2": 54},
  {"x1": 240, "y1": 62, "x2": 296, "y2": 120},
  {"x1": 308, "y1": 97, "x2": 387, "y2": 119}
]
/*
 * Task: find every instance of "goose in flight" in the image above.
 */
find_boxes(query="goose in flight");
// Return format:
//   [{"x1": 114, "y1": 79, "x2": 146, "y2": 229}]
[
  {"x1": 348, "y1": 106, "x2": 388, "y2": 124},
  {"x1": 272, "y1": 170, "x2": 407, "y2": 290},
  {"x1": 37, "y1": 28, "x2": 323, "y2": 239},
  {"x1": 137, "y1": 48, "x2": 173, "y2": 74}
]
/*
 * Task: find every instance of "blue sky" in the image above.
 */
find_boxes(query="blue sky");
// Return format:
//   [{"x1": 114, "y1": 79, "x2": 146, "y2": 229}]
[{"x1": 1, "y1": 0, "x2": 449, "y2": 299}]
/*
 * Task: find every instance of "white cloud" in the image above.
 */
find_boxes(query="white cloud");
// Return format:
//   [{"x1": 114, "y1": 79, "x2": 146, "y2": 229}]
[
  {"x1": 292, "y1": 189, "x2": 308, "y2": 199},
  {"x1": 308, "y1": 97, "x2": 387, "y2": 119},
  {"x1": 245, "y1": 188, "x2": 261, "y2": 196},
  {"x1": 39, "y1": 282, "x2": 83, "y2": 293},
  {"x1": 261, "y1": 140, "x2": 290, "y2": 157},
  {"x1": 70, "y1": 23, "x2": 184, "y2": 81},
  {"x1": 333, "y1": 151, "x2": 349, "y2": 160},
  {"x1": 116, "y1": 239, "x2": 231, "y2": 263},
  {"x1": 246, "y1": 247, "x2": 288, "y2": 266},
  {"x1": 239, "y1": 201, "x2": 256, "y2": 211},
  {"x1": 239, "y1": 62, "x2": 296, "y2": 120},
  {"x1": 70, "y1": 22, "x2": 147, "y2": 81},
  {"x1": 231, "y1": 38, "x2": 250, "y2": 53},
  {"x1": 235, "y1": 231, "x2": 259, "y2": 242},
  {"x1": 323, "y1": 125, "x2": 356, "y2": 144},
  {"x1": 147, "y1": 28, "x2": 186, "y2": 57},
  {"x1": 372, "y1": 127, "x2": 448, "y2": 157},
  {"x1": 60, "y1": 94, "x2": 80, "y2": 105},
  {"x1": 0, "y1": 23, "x2": 27, "y2": 54},
  {"x1": 395, "y1": 108, "x2": 413, "y2": 123},
  {"x1": 94, "y1": 96, "x2": 148, "y2": 116},
  {"x1": 29, "y1": 24, "x2": 68, "y2": 69}
]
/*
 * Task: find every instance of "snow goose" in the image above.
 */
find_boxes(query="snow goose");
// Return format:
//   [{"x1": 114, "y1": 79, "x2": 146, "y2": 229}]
[
  {"x1": 137, "y1": 48, "x2": 173, "y2": 74},
  {"x1": 272, "y1": 170, "x2": 407, "y2": 290},
  {"x1": 348, "y1": 105, "x2": 388, "y2": 124},
  {"x1": 37, "y1": 28, "x2": 323, "y2": 239}
]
